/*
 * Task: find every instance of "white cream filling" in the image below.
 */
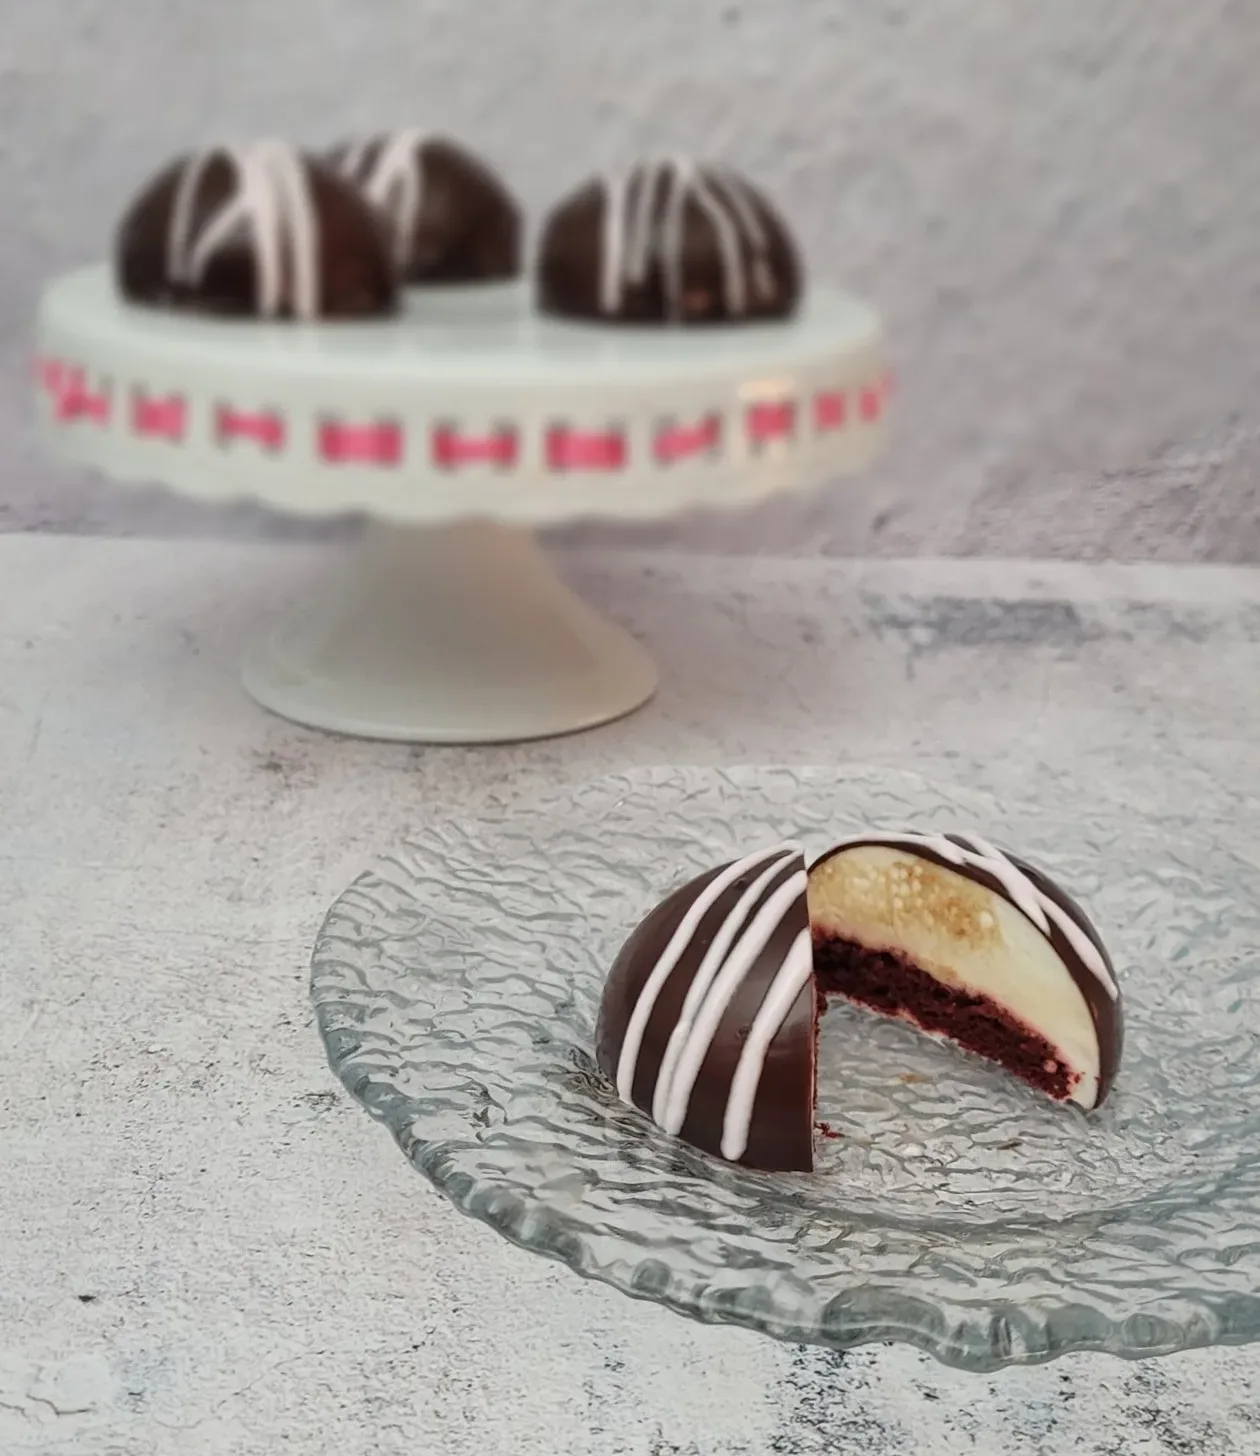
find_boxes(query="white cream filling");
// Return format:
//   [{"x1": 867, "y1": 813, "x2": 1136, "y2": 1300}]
[{"x1": 808, "y1": 845, "x2": 1101, "y2": 1108}]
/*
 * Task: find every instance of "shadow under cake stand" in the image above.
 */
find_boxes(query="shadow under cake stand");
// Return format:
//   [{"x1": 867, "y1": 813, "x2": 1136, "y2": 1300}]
[{"x1": 34, "y1": 267, "x2": 887, "y2": 743}]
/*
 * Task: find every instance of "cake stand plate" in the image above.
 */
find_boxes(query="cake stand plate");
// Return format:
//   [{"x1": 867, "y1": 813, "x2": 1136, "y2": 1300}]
[
  {"x1": 34, "y1": 266, "x2": 887, "y2": 742},
  {"x1": 312, "y1": 766, "x2": 1260, "y2": 1371}
]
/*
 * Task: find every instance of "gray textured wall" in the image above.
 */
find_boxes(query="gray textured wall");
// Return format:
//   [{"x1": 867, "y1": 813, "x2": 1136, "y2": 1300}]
[{"x1": 5, "y1": 0, "x2": 1260, "y2": 558}]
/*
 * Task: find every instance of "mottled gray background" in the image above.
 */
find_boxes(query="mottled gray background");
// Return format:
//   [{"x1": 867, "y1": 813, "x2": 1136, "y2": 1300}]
[{"x1": 6, "y1": 0, "x2": 1260, "y2": 558}]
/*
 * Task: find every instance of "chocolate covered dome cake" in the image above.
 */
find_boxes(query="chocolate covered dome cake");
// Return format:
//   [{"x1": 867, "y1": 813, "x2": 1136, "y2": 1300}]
[
  {"x1": 115, "y1": 139, "x2": 397, "y2": 320},
  {"x1": 597, "y1": 834, "x2": 1122, "y2": 1171},
  {"x1": 327, "y1": 131, "x2": 522, "y2": 285},
  {"x1": 538, "y1": 157, "x2": 802, "y2": 326}
]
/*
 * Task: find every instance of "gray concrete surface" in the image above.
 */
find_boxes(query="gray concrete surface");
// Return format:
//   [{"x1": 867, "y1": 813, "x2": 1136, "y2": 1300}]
[
  {"x1": 3, "y1": 536, "x2": 1260, "y2": 1455},
  {"x1": 4, "y1": 0, "x2": 1260, "y2": 558}
]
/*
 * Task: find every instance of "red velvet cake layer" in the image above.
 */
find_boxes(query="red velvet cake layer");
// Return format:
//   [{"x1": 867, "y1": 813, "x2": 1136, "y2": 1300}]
[{"x1": 813, "y1": 935, "x2": 1078, "y2": 1101}]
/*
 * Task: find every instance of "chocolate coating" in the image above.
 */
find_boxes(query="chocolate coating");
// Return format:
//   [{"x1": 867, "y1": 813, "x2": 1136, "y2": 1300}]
[
  {"x1": 596, "y1": 849, "x2": 816, "y2": 1171},
  {"x1": 116, "y1": 144, "x2": 397, "y2": 320},
  {"x1": 539, "y1": 159, "x2": 802, "y2": 326},
  {"x1": 328, "y1": 134, "x2": 522, "y2": 285}
]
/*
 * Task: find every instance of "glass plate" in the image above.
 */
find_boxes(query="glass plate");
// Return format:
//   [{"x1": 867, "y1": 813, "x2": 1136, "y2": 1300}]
[{"x1": 310, "y1": 765, "x2": 1260, "y2": 1370}]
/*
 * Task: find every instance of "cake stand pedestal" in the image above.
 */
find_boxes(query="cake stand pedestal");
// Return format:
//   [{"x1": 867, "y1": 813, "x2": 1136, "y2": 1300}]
[
  {"x1": 242, "y1": 519, "x2": 656, "y2": 742},
  {"x1": 35, "y1": 267, "x2": 886, "y2": 743}
]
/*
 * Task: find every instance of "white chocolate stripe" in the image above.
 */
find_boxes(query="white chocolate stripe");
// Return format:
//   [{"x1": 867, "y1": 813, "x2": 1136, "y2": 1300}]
[
  {"x1": 661, "y1": 868, "x2": 810, "y2": 1136},
  {"x1": 625, "y1": 163, "x2": 662, "y2": 288},
  {"x1": 832, "y1": 831, "x2": 1118, "y2": 999},
  {"x1": 598, "y1": 170, "x2": 630, "y2": 315},
  {"x1": 268, "y1": 142, "x2": 318, "y2": 322},
  {"x1": 167, "y1": 151, "x2": 213, "y2": 282},
  {"x1": 1039, "y1": 896, "x2": 1115, "y2": 996},
  {"x1": 721, "y1": 927, "x2": 815, "y2": 1161},
  {"x1": 649, "y1": 848, "x2": 801, "y2": 1125},
  {"x1": 337, "y1": 139, "x2": 373, "y2": 176},
  {"x1": 614, "y1": 844, "x2": 798, "y2": 1102}
]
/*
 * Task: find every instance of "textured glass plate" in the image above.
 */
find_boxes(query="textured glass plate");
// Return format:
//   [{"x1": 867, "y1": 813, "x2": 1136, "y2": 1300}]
[{"x1": 311, "y1": 765, "x2": 1260, "y2": 1371}]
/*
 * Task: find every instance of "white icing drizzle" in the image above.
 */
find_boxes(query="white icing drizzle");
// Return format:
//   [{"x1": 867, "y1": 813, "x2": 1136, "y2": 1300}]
[
  {"x1": 660, "y1": 866, "x2": 810, "y2": 1136},
  {"x1": 721, "y1": 928, "x2": 814, "y2": 1161},
  {"x1": 833, "y1": 831, "x2": 1119, "y2": 999},
  {"x1": 333, "y1": 128, "x2": 430, "y2": 272},
  {"x1": 166, "y1": 140, "x2": 320, "y2": 319},
  {"x1": 597, "y1": 157, "x2": 774, "y2": 321},
  {"x1": 615, "y1": 844, "x2": 795, "y2": 1103}
]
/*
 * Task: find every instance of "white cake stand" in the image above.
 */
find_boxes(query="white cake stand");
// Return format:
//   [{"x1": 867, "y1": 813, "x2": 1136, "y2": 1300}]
[{"x1": 34, "y1": 266, "x2": 887, "y2": 742}]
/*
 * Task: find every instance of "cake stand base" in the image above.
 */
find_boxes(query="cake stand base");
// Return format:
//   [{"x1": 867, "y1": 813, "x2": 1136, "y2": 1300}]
[{"x1": 241, "y1": 522, "x2": 657, "y2": 744}]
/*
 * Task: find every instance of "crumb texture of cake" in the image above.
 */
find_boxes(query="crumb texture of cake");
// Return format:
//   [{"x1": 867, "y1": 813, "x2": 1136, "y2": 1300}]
[
  {"x1": 807, "y1": 832, "x2": 1122, "y2": 1108},
  {"x1": 595, "y1": 845, "x2": 817, "y2": 1171},
  {"x1": 115, "y1": 140, "x2": 397, "y2": 320},
  {"x1": 538, "y1": 157, "x2": 802, "y2": 325},
  {"x1": 328, "y1": 131, "x2": 522, "y2": 284}
]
